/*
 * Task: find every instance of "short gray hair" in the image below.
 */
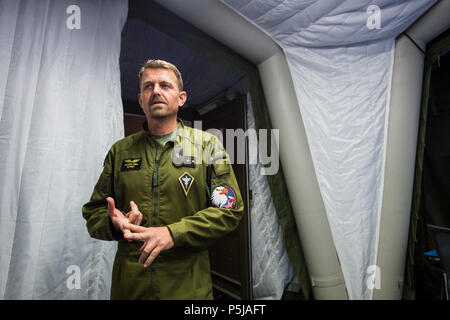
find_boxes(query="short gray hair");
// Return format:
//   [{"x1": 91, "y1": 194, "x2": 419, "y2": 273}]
[{"x1": 138, "y1": 59, "x2": 183, "y2": 91}]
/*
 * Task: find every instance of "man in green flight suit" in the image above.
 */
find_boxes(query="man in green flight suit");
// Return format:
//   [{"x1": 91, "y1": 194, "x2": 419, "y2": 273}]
[{"x1": 82, "y1": 59, "x2": 243, "y2": 299}]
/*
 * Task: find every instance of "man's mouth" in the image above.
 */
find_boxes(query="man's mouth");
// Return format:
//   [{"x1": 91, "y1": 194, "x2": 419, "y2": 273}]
[
  {"x1": 150, "y1": 98, "x2": 167, "y2": 106},
  {"x1": 151, "y1": 100, "x2": 166, "y2": 106}
]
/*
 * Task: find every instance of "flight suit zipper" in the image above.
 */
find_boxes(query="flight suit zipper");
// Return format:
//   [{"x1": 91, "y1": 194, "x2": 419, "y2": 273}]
[
  {"x1": 149, "y1": 144, "x2": 159, "y2": 299},
  {"x1": 152, "y1": 146, "x2": 159, "y2": 226},
  {"x1": 149, "y1": 141, "x2": 172, "y2": 299}
]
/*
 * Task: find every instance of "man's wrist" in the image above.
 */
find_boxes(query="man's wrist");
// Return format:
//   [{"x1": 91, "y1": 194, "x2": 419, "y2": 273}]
[
  {"x1": 166, "y1": 223, "x2": 183, "y2": 247},
  {"x1": 165, "y1": 226, "x2": 175, "y2": 247},
  {"x1": 108, "y1": 217, "x2": 124, "y2": 240}
]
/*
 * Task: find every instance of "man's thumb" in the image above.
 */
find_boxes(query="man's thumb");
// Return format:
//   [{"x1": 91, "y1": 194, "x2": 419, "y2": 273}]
[{"x1": 106, "y1": 197, "x2": 116, "y2": 216}]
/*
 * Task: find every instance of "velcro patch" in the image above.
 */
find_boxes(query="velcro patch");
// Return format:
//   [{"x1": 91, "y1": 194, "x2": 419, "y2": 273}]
[
  {"x1": 182, "y1": 156, "x2": 196, "y2": 168},
  {"x1": 172, "y1": 149, "x2": 196, "y2": 168}
]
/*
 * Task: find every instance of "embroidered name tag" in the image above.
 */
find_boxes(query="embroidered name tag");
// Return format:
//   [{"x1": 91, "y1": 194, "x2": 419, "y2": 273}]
[{"x1": 121, "y1": 158, "x2": 142, "y2": 171}]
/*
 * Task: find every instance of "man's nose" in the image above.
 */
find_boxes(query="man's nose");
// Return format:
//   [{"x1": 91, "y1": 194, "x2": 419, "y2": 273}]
[{"x1": 152, "y1": 84, "x2": 162, "y2": 95}]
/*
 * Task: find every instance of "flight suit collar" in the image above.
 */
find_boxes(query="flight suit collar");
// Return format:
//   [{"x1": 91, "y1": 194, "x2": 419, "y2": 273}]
[{"x1": 142, "y1": 118, "x2": 188, "y2": 146}]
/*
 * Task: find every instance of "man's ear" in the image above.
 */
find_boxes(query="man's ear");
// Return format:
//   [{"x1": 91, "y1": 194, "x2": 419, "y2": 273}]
[
  {"x1": 178, "y1": 91, "x2": 187, "y2": 107},
  {"x1": 138, "y1": 93, "x2": 143, "y2": 109}
]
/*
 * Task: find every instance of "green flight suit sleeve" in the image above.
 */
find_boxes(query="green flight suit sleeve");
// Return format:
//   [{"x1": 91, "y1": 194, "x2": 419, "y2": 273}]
[
  {"x1": 82, "y1": 149, "x2": 124, "y2": 241},
  {"x1": 167, "y1": 136, "x2": 244, "y2": 247}
]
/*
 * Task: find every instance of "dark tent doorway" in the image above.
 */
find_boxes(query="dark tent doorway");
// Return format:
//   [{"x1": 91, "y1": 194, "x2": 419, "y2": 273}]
[{"x1": 405, "y1": 29, "x2": 450, "y2": 300}]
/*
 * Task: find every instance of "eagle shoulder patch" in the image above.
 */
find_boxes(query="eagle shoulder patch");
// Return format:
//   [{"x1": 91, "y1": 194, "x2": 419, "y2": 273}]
[{"x1": 211, "y1": 185, "x2": 237, "y2": 209}]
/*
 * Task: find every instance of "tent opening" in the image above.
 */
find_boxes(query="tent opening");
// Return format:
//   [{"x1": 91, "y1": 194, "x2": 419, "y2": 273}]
[{"x1": 405, "y1": 28, "x2": 450, "y2": 300}]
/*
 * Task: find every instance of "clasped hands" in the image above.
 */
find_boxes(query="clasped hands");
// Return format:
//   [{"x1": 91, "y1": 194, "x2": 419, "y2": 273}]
[{"x1": 106, "y1": 197, "x2": 174, "y2": 268}]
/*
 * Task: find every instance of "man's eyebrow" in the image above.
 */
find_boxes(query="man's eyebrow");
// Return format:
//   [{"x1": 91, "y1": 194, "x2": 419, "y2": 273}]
[{"x1": 142, "y1": 80, "x2": 173, "y2": 86}]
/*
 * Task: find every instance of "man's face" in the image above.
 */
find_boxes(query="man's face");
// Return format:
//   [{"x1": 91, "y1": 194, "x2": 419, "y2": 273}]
[{"x1": 138, "y1": 68, "x2": 187, "y2": 120}]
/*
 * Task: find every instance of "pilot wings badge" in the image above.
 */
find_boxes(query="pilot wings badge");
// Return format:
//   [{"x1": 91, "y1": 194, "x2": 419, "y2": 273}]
[{"x1": 121, "y1": 158, "x2": 142, "y2": 171}]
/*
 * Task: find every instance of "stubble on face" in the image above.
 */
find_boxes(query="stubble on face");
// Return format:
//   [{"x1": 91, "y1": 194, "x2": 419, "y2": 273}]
[
  {"x1": 147, "y1": 96, "x2": 170, "y2": 119},
  {"x1": 138, "y1": 68, "x2": 185, "y2": 120}
]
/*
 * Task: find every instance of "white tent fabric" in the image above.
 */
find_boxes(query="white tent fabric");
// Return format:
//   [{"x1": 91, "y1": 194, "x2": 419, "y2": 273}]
[
  {"x1": 222, "y1": 0, "x2": 436, "y2": 299},
  {"x1": 247, "y1": 93, "x2": 295, "y2": 299},
  {"x1": 0, "y1": 0, "x2": 127, "y2": 299}
]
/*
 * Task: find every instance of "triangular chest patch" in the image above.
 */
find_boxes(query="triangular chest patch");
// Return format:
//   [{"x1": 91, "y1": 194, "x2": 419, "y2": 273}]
[{"x1": 178, "y1": 172, "x2": 194, "y2": 196}]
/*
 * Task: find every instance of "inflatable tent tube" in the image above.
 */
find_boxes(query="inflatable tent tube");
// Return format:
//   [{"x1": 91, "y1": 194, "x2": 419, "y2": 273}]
[
  {"x1": 258, "y1": 51, "x2": 348, "y2": 300},
  {"x1": 154, "y1": 0, "x2": 279, "y2": 65},
  {"x1": 374, "y1": 0, "x2": 450, "y2": 300}
]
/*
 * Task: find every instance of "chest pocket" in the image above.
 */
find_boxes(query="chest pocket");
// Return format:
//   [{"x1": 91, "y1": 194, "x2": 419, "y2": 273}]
[{"x1": 115, "y1": 156, "x2": 147, "y2": 190}]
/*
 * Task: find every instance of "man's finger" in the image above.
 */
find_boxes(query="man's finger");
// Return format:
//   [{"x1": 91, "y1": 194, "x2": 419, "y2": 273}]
[
  {"x1": 144, "y1": 248, "x2": 160, "y2": 268},
  {"x1": 123, "y1": 224, "x2": 148, "y2": 242},
  {"x1": 106, "y1": 197, "x2": 116, "y2": 217},
  {"x1": 139, "y1": 242, "x2": 154, "y2": 264},
  {"x1": 126, "y1": 211, "x2": 142, "y2": 226},
  {"x1": 125, "y1": 211, "x2": 136, "y2": 222},
  {"x1": 123, "y1": 231, "x2": 144, "y2": 242},
  {"x1": 138, "y1": 242, "x2": 158, "y2": 266},
  {"x1": 136, "y1": 213, "x2": 143, "y2": 226},
  {"x1": 123, "y1": 229, "x2": 133, "y2": 242},
  {"x1": 130, "y1": 201, "x2": 139, "y2": 213},
  {"x1": 124, "y1": 223, "x2": 146, "y2": 233}
]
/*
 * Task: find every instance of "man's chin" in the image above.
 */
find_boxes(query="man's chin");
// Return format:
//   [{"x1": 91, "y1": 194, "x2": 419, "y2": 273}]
[
  {"x1": 150, "y1": 114, "x2": 167, "y2": 119},
  {"x1": 149, "y1": 112, "x2": 176, "y2": 120}
]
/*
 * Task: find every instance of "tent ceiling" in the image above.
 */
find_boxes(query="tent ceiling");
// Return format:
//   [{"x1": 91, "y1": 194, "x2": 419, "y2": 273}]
[{"x1": 120, "y1": 1, "x2": 245, "y2": 116}]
